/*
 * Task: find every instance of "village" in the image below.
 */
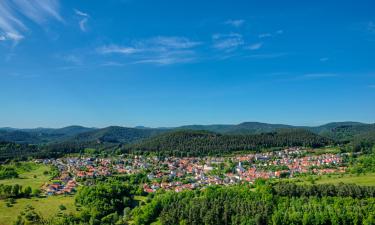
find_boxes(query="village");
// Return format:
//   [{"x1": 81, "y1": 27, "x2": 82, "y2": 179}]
[{"x1": 36, "y1": 147, "x2": 347, "y2": 195}]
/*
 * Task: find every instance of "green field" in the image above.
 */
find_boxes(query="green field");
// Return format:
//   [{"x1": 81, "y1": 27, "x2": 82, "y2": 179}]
[
  {"x1": 0, "y1": 163, "x2": 52, "y2": 190},
  {"x1": 0, "y1": 195, "x2": 76, "y2": 225},
  {"x1": 315, "y1": 173, "x2": 375, "y2": 185},
  {"x1": 293, "y1": 173, "x2": 375, "y2": 186}
]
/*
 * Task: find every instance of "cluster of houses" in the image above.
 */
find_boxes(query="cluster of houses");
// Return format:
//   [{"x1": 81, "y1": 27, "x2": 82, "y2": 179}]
[
  {"x1": 36, "y1": 147, "x2": 347, "y2": 194},
  {"x1": 41, "y1": 171, "x2": 78, "y2": 195}
]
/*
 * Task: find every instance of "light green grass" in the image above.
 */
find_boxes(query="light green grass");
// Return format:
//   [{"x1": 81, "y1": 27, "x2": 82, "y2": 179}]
[
  {"x1": 0, "y1": 195, "x2": 76, "y2": 225},
  {"x1": 134, "y1": 195, "x2": 147, "y2": 202},
  {"x1": 0, "y1": 163, "x2": 51, "y2": 190},
  {"x1": 315, "y1": 173, "x2": 375, "y2": 185},
  {"x1": 293, "y1": 173, "x2": 375, "y2": 186}
]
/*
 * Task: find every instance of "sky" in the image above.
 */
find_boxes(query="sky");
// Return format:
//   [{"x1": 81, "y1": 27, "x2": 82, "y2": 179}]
[{"x1": 0, "y1": 0, "x2": 374, "y2": 128}]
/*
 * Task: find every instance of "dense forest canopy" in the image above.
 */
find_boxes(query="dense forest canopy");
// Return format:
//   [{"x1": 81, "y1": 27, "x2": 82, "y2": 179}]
[
  {"x1": 0, "y1": 122, "x2": 374, "y2": 161},
  {"x1": 126, "y1": 129, "x2": 332, "y2": 156}
]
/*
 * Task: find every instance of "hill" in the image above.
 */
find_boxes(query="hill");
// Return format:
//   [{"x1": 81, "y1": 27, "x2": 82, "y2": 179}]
[
  {"x1": 0, "y1": 126, "x2": 95, "y2": 144},
  {"x1": 126, "y1": 129, "x2": 332, "y2": 156},
  {"x1": 66, "y1": 126, "x2": 164, "y2": 144}
]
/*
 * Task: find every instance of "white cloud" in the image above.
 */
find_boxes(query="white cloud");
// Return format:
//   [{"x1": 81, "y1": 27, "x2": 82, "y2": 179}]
[
  {"x1": 75, "y1": 9, "x2": 89, "y2": 32},
  {"x1": 97, "y1": 36, "x2": 201, "y2": 65},
  {"x1": 97, "y1": 45, "x2": 141, "y2": 55},
  {"x1": 247, "y1": 42, "x2": 263, "y2": 50},
  {"x1": 12, "y1": 0, "x2": 63, "y2": 24},
  {"x1": 74, "y1": 9, "x2": 89, "y2": 17},
  {"x1": 258, "y1": 30, "x2": 283, "y2": 39},
  {"x1": 320, "y1": 57, "x2": 329, "y2": 62},
  {"x1": 258, "y1": 33, "x2": 272, "y2": 38},
  {"x1": 212, "y1": 33, "x2": 244, "y2": 51},
  {"x1": 147, "y1": 36, "x2": 201, "y2": 49},
  {"x1": 0, "y1": 0, "x2": 62, "y2": 42},
  {"x1": 225, "y1": 19, "x2": 245, "y2": 28}
]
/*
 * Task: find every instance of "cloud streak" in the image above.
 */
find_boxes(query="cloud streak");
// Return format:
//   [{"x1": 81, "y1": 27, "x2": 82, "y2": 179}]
[
  {"x1": 212, "y1": 33, "x2": 244, "y2": 51},
  {"x1": 0, "y1": 0, "x2": 62, "y2": 42},
  {"x1": 97, "y1": 36, "x2": 201, "y2": 65},
  {"x1": 225, "y1": 19, "x2": 245, "y2": 28},
  {"x1": 247, "y1": 42, "x2": 263, "y2": 50},
  {"x1": 301, "y1": 73, "x2": 338, "y2": 79},
  {"x1": 75, "y1": 9, "x2": 89, "y2": 32}
]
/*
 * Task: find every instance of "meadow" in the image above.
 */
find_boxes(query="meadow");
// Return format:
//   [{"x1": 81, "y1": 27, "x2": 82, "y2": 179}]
[
  {"x1": 0, "y1": 162, "x2": 51, "y2": 190},
  {"x1": 0, "y1": 195, "x2": 76, "y2": 225},
  {"x1": 293, "y1": 173, "x2": 375, "y2": 186}
]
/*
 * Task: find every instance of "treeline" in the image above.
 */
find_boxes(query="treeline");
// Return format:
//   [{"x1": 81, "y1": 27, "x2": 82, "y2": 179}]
[
  {"x1": 272, "y1": 182, "x2": 375, "y2": 198},
  {"x1": 126, "y1": 130, "x2": 332, "y2": 156},
  {"x1": 132, "y1": 185, "x2": 375, "y2": 225},
  {"x1": 0, "y1": 184, "x2": 33, "y2": 200},
  {"x1": 0, "y1": 141, "x2": 41, "y2": 162},
  {"x1": 0, "y1": 141, "x2": 119, "y2": 162},
  {"x1": 19, "y1": 181, "x2": 375, "y2": 225},
  {"x1": 0, "y1": 166, "x2": 18, "y2": 179}
]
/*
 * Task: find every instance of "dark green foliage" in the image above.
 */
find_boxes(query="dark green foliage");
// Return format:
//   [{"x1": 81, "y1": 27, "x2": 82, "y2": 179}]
[
  {"x1": 272, "y1": 182, "x2": 375, "y2": 198},
  {"x1": 75, "y1": 180, "x2": 134, "y2": 223},
  {"x1": 0, "y1": 166, "x2": 19, "y2": 179},
  {"x1": 132, "y1": 184, "x2": 375, "y2": 225},
  {"x1": 127, "y1": 129, "x2": 332, "y2": 156},
  {"x1": 68, "y1": 126, "x2": 163, "y2": 144}
]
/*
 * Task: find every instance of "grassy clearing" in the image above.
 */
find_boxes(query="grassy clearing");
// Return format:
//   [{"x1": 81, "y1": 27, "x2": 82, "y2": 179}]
[
  {"x1": 314, "y1": 173, "x2": 375, "y2": 185},
  {"x1": 0, "y1": 163, "x2": 51, "y2": 190},
  {"x1": 0, "y1": 195, "x2": 76, "y2": 225},
  {"x1": 292, "y1": 173, "x2": 375, "y2": 186}
]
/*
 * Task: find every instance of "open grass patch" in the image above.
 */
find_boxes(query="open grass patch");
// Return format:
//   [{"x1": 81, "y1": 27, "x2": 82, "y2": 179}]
[
  {"x1": 0, "y1": 195, "x2": 76, "y2": 225},
  {"x1": 0, "y1": 163, "x2": 52, "y2": 190}
]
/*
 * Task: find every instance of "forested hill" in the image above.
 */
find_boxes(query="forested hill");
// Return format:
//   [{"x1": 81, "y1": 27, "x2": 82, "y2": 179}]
[
  {"x1": 0, "y1": 122, "x2": 373, "y2": 146},
  {"x1": 126, "y1": 129, "x2": 332, "y2": 156},
  {"x1": 67, "y1": 126, "x2": 164, "y2": 143},
  {"x1": 0, "y1": 126, "x2": 95, "y2": 144}
]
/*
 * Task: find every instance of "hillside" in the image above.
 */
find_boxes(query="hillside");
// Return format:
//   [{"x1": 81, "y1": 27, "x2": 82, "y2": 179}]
[
  {"x1": 0, "y1": 122, "x2": 373, "y2": 148},
  {"x1": 0, "y1": 126, "x2": 95, "y2": 144},
  {"x1": 126, "y1": 129, "x2": 332, "y2": 156},
  {"x1": 67, "y1": 126, "x2": 164, "y2": 144}
]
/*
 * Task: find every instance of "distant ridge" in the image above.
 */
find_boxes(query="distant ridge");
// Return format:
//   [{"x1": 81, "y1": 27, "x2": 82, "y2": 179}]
[{"x1": 0, "y1": 121, "x2": 374, "y2": 145}]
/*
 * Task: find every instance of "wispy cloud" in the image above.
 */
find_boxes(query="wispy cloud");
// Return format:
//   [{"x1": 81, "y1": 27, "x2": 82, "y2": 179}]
[
  {"x1": 258, "y1": 33, "x2": 272, "y2": 38},
  {"x1": 258, "y1": 30, "x2": 284, "y2": 39},
  {"x1": 97, "y1": 36, "x2": 201, "y2": 65},
  {"x1": 246, "y1": 42, "x2": 263, "y2": 50},
  {"x1": 368, "y1": 21, "x2": 375, "y2": 33},
  {"x1": 0, "y1": 0, "x2": 62, "y2": 42},
  {"x1": 247, "y1": 52, "x2": 288, "y2": 59},
  {"x1": 98, "y1": 45, "x2": 140, "y2": 55},
  {"x1": 224, "y1": 19, "x2": 245, "y2": 28},
  {"x1": 368, "y1": 84, "x2": 375, "y2": 88},
  {"x1": 302, "y1": 73, "x2": 337, "y2": 79},
  {"x1": 61, "y1": 54, "x2": 83, "y2": 65},
  {"x1": 74, "y1": 9, "x2": 89, "y2": 32},
  {"x1": 212, "y1": 33, "x2": 244, "y2": 51},
  {"x1": 320, "y1": 57, "x2": 329, "y2": 62}
]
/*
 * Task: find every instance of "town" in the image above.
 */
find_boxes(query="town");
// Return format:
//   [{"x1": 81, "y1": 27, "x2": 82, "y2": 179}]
[{"x1": 37, "y1": 147, "x2": 347, "y2": 195}]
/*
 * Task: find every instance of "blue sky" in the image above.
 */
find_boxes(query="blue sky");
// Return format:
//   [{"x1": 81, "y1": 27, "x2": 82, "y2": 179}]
[{"x1": 0, "y1": 0, "x2": 374, "y2": 128}]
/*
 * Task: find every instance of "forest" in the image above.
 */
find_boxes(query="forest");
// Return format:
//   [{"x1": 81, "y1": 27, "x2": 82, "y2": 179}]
[{"x1": 13, "y1": 180, "x2": 375, "y2": 225}]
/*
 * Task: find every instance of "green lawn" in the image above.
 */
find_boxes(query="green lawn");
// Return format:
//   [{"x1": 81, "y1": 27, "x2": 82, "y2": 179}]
[
  {"x1": 0, "y1": 195, "x2": 76, "y2": 225},
  {"x1": 0, "y1": 163, "x2": 51, "y2": 190}
]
